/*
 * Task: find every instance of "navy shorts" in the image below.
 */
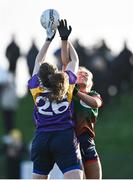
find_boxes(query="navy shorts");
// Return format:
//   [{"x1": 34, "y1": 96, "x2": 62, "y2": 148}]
[
  {"x1": 78, "y1": 132, "x2": 98, "y2": 163},
  {"x1": 31, "y1": 128, "x2": 82, "y2": 175}
]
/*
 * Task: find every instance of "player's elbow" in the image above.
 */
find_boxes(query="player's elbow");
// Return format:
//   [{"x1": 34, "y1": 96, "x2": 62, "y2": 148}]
[{"x1": 94, "y1": 99, "x2": 102, "y2": 108}]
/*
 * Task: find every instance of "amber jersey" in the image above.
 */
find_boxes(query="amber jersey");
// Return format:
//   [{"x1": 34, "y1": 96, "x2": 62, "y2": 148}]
[
  {"x1": 73, "y1": 90, "x2": 102, "y2": 138},
  {"x1": 28, "y1": 70, "x2": 76, "y2": 132}
]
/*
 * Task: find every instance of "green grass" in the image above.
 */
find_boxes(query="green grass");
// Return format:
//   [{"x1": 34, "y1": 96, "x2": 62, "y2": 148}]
[
  {"x1": 0, "y1": 92, "x2": 133, "y2": 178},
  {"x1": 95, "y1": 93, "x2": 133, "y2": 178},
  {"x1": 15, "y1": 93, "x2": 35, "y2": 143}
]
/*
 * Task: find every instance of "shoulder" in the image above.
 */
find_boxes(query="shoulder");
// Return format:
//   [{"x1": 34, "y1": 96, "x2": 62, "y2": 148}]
[{"x1": 28, "y1": 74, "x2": 40, "y2": 89}]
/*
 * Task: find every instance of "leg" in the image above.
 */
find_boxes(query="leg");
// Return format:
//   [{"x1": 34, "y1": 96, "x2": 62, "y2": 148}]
[
  {"x1": 31, "y1": 132, "x2": 54, "y2": 179},
  {"x1": 84, "y1": 158, "x2": 102, "y2": 179},
  {"x1": 50, "y1": 129, "x2": 83, "y2": 179},
  {"x1": 33, "y1": 173, "x2": 48, "y2": 179},
  {"x1": 64, "y1": 169, "x2": 83, "y2": 179},
  {"x1": 78, "y1": 132, "x2": 102, "y2": 179}
]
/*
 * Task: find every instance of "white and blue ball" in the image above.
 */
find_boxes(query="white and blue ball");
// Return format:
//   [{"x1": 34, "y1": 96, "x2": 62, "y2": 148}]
[{"x1": 40, "y1": 9, "x2": 60, "y2": 30}]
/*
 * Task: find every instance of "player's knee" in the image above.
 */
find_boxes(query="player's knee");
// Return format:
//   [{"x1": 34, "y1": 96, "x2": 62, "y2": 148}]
[{"x1": 63, "y1": 169, "x2": 83, "y2": 179}]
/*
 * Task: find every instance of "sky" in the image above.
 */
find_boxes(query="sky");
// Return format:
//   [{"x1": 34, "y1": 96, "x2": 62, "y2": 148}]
[{"x1": 0, "y1": 0, "x2": 132, "y2": 96}]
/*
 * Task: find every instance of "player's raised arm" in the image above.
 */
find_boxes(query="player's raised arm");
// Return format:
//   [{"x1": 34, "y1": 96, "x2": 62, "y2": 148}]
[
  {"x1": 32, "y1": 22, "x2": 56, "y2": 76},
  {"x1": 58, "y1": 19, "x2": 71, "y2": 70},
  {"x1": 66, "y1": 41, "x2": 79, "y2": 75},
  {"x1": 58, "y1": 19, "x2": 79, "y2": 74}
]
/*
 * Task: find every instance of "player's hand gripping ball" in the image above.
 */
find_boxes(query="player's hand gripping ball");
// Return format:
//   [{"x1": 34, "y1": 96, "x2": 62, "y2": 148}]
[{"x1": 40, "y1": 9, "x2": 60, "y2": 30}]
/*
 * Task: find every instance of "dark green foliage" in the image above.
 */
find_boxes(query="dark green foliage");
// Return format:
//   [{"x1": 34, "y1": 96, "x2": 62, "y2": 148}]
[{"x1": 95, "y1": 93, "x2": 133, "y2": 178}]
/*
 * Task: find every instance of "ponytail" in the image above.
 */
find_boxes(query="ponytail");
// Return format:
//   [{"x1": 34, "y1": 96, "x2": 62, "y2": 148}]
[{"x1": 48, "y1": 72, "x2": 67, "y2": 102}]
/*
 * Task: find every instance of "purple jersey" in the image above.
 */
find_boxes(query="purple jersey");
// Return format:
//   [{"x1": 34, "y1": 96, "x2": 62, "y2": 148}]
[{"x1": 28, "y1": 70, "x2": 77, "y2": 132}]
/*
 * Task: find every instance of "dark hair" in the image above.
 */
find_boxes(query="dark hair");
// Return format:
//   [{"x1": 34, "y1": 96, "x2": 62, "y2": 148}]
[
  {"x1": 39, "y1": 63, "x2": 67, "y2": 102},
  {"x1": 39, "y1": 62, "x2": 57, "y2": 88}
]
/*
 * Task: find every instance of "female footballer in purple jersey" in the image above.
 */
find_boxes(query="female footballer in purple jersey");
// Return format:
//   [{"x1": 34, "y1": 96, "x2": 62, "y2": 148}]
[
  {"x1": 59, "y1": 19, "x2": 103, "y2": 179},
  {"x1": 28, "y1": 20, "x2": 83, "y2": 179}
]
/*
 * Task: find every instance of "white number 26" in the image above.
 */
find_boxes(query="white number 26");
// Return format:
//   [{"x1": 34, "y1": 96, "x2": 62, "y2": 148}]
[{"x1": 36, "y1": 96, "x2": 69, "y2": 116}]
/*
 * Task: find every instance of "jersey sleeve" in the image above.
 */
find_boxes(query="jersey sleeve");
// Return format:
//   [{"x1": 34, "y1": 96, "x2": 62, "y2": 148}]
[
  {"x1": 28, "y1": 74, "x2": 39, "y2": 89},
  {"x1": 28, "y1": 74, "x2": 42, "y2": 102},
  {"x1": 65, "y1": 70, "x2": 77, "y2": 84},
  {"x1": 65, "y1": 70, "x2": 77, "y2": 104}
]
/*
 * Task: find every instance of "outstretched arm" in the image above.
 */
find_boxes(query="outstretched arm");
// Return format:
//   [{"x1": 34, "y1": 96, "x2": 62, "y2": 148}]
[
  {"x1": 65, "y1": 41, "x2": 79, "y2": 75},
  {"x1": 32, "y1": 22, "x2": 56, "y2": 76},
  {"x1": 32, "y1": 40, "x2": 51, "y2": 76},
  {"x1": 58, "y1": 19, "x2": 79, "y2": 74},
  {"x1": 61, "y1": 40, "x2": 79, "y2": 75},
  {"x1": 61, "y1": 40, "x2": 70, "y2": 70}
]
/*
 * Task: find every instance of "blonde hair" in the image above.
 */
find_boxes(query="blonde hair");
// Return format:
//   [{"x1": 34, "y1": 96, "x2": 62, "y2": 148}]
[
  {"x1": 78, "y1": 66, "x2": 93, "y2": 80},
  {"x1": 78, "y1": 66, "x2": 93, "y2": 91}
]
